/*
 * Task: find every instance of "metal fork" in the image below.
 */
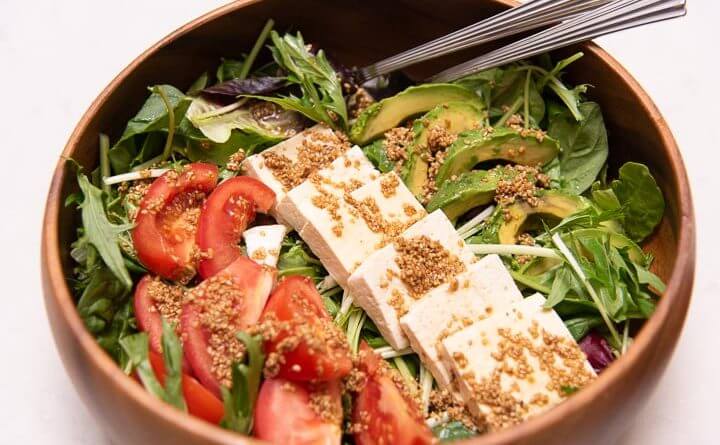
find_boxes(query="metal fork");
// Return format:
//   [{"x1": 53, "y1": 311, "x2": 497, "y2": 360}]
[
  {"x1": 356, "y1": 0, "x2": 612, "y2": 83},
  {"x1": 430, "y1": 0, "x2": 687, "y2": 82}
]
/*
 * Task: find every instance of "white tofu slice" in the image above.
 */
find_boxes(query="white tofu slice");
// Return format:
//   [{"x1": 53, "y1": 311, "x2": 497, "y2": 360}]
[
  {"x1": 241, "y1": 124, "x2": 342, "y2": 222},
  {"x1": 279, "y1": 160, "x2": 424, "y2": 287},
  {"x1": 400, "y1": 254, "x2": 522, "y2": 389},
  {"x1": 243, "y1": 224, "x2": 288, "y2": 268},
  {"x1": 438, "y1": 293, "x2": 596, "y2": 431},
  {"x1": 348, "y1": 210, "x2": 475, "y2": 349},
  {"x1": 276, "y1": 145, "x2": 378, "y2": 231}
]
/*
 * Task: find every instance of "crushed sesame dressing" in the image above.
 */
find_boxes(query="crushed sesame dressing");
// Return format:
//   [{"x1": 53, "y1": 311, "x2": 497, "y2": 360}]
[
  {"x1": 251, "y1": 293, "x2": 350, "y2": 380},
  {"x1": 262, "y1": 126, "x2": 350, "y2": 190},
  {"x1": 383, "y1": 127, "x2": 412, "y2": 170},
  {"x1": 459, "y1": 324, "x2": 595, "y2": 432},
  {"x1": 394, "y1": 235, "x2": 466, "y2": 297},
  {"x1": 493, "y1": 165, "x2": 550, "y2": 220},
  {"x1": 184, "y1": 272, "x2": 248, "y2": 387},
  {"x1": 225, "y1": 149, "x2": 246, "y2": 172},
  {"x1": 146, "y1": 277, "x2": 184, "y2": 327}
]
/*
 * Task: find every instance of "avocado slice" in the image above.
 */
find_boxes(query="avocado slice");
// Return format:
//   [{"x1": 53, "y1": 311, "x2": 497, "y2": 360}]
[
  {"x1": 498, "y1": 191, "x2": 588, "y2": 244},
  {"x1": 426, "y1": 167, "x2": 518, "y2": 222},
  {"x1": 435, "y1": 127, "x2": 560, "y2": 187},
  {"x1": 350, "y1": 84, "x2": 479, "y2": 145},
  {"x1": 404, "y1": 101, "x2": 485, "y2": 195}
]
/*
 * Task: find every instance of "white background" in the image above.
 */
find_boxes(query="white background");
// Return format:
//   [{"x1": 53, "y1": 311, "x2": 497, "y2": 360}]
[{"x1": 0, "y1": 0, "x2": 718, "y2": 443}]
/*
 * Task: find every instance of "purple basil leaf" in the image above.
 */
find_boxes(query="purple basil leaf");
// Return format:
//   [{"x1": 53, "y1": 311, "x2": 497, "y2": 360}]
[
  {"x1": 579, "y1": 331, "x2": 615, "y2": 373},
  {"x1": 202, "y1": 76, "x2": 287, "y2": 98}
]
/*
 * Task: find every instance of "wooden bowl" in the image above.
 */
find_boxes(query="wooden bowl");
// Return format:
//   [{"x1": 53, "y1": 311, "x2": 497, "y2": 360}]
[{"x1": 41, "y1": 0, "x2": 695, "y2": 444}]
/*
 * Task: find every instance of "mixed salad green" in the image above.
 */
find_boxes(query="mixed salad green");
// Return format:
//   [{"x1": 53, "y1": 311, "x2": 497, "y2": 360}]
[{"x1": 66, "y1": 19, "x2": 666, "y2": 444}]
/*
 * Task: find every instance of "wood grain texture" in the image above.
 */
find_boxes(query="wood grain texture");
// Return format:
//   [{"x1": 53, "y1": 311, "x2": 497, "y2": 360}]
[{"x1": 41, "y1": 1, "x2": 695, "y2": 444}]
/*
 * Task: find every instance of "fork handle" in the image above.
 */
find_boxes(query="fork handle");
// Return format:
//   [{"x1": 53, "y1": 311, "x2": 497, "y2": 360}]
[
  {"x1": 358, "y1": 0, "x2": 611, "y2": 82},
  {"x1": 430, "y1": 0, "x2": 687, "y2": 82}
]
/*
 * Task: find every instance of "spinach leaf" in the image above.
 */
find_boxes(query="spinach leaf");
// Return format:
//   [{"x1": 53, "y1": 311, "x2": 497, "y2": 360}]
[
  {"x1": 77, "y1": 174, "x2": 133, "y2": 289},
  {"x1": 548, "y1": 101, "x2": 608, "y2": 195},
  {"x1": 185, "y1": 130, "x2": 270, "y2": 165},
  {"x1": 277, "y1": 236, "x2": 326, "y2": 279},
  {"x1": 249, "y1": 32, "x2": 348, "y2": 130},
  {"x1": 432, "y1": 421, "x2": 476, "y2": 441},
  {"x1": 221, "y1": 332, "x2": 265, "y2": 434},
  {"x1": 611, "y1": 162, "x2": 665, "y2": 242},
  {"x1": 491, "y1": 68, "x2": 545, "y2": 125},
  {"x1": 591, "y1": 181, "x2": 621, "y2": 212},
  {"x1": 362, "y1": 139, "x2": 395, "y2": 173},
  {"x1": 186, "y1": 72, "x2": 209, "y2": 96},
  {"x1": 216, "y1": 58, "x2": 247, "y2": 83},
  {"x1": 109, "y1": 85, "x2": 190, "y2": 173}
]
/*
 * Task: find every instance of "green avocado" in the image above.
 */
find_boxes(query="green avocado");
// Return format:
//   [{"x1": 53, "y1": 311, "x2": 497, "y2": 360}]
[
  {"x1": 498, "y1": 191, "x2": 588, "y2": 244},
  {"x1": 426, "y1": 167, "x2": 515, "y2": 222},
  {"x1": 404, "y1": 101, "x2": 485, "y2": 195},
  {"x1": 349, "y1": 84, "x2": 479, "y2": 145},
  {"x1": 435, "y1": 127, "x2": 560, "y2": 187}
]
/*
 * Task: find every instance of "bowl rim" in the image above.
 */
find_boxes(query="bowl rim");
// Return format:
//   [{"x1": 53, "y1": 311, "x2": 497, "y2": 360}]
[{"x1": 41, "y1": 0, "x2": 696, "y2": 443}]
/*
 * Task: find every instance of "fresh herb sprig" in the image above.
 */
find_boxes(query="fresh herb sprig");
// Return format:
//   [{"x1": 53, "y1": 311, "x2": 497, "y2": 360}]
[{"x1": 250, "y1": 31, "x2": 348, "y2": 130}]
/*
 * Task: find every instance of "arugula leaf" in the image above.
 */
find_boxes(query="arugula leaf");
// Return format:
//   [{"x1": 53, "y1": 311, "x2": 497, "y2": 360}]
[
  {"x1": 76, "y1": 174, "x2": 133, "y2": 289},
  {"x1": 362, "y1": 139, "x2": 395, "y2": 173},
  {"x1": 119, "y1": 326, "x2": 187, "y2": 411},
  {"x1": 432, "y1": 421, "x2": 476, "y2": 441},
  {"x1": 491, "y1": 68, "x2": 545, "y2": 126},
  {"x1": 465, "y1": 207, "x2": 504, "y2": 245},
  {"x1": 611, "y1": 162, "x2": 665, "y2": 242},
  {"x1": 545, "y1": 267, "x2": 574, "y2": 308},
  {"x1": 564, "y1": 316, "x2": 603, "y2": 341},
  {"x1": 548, "y1": 101, "x2": 609, "y2": 195},
  {"x1": 161, "y1": 320, "x2": 186, "y2": 411},
  {"x1": 221, "y1": 332, "x2": 265, "y2": 434},
  {"x1": 186, "y1": 72, "x2": 210, "y2": 96},
  {"x1": 250, "y1": 31, "x2": 348, "y2": 130},
  {"x1": 277, "y1": 236, "x2": 326, "y2": 279},
  {"x1": 185, "y1": 130, "x2": 270, "y2": 165}
]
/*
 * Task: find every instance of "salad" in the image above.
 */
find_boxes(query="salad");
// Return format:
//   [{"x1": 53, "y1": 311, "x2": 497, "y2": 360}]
[{"x1": 67, "y1": 19, "x2": 666, "y2": 444}]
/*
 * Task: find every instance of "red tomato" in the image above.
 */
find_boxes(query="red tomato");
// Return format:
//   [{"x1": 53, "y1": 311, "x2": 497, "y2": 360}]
[
  {"x1": 132, "y1": 163, "x2": 218, "y2": 282},
  {"x1": 352, "y1": 344, "x2": 434, "y2": 445},
  {"x1": 196, "y1": 176, "x2": 276, "y2": 278},
  {"x1": 181, "y1": 256, "x2": 276, "y2": 397},
  {"x1": 254, "y1": 378, "x2": 342, "y2": 445},
  {"x1": 261, "y1": 276, "x2": 352, "y2": 382},
  {"x1": 147, "y1": 351, "x2": 224, "y2": 424},
  {"x1": 132, "y1": 275, "x2": 189, "y2": 369}
]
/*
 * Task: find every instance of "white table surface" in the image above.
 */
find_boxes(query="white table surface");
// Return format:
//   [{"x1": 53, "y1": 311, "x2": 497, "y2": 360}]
[{"x1": 1, "y1": 0, "x2": 718, "y2": 443}]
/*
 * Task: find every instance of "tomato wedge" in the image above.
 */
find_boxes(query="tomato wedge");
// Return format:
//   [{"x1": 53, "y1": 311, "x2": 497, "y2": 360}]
[
  {"x1": 181, "y1": 255, "x2": 276, "y2": 397},
  {"x1": 261, "y1": 276, "x2": 352, "y2": 382},
  {"x1": 133, "y1": 275, "x2": 190, "y2": 371},
  {"x1": 352, "y1": 344, "x2": 434, "y2": 445},
  {"x1": 147, "y1": 351, "x2": 224, "y2": 424},
  {"x1": 196, "y1": 176, "x2": 276, "y2": 278},
  {"x1": 132, "y1": 163, "x2": 218, "y2": 282},
  {"x1": 254, "y1": 378, "x2": 343, "y2": 445}
]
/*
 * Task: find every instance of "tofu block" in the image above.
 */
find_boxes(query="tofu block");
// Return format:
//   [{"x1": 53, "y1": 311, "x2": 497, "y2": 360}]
[
  {"x1": 241, "y1": 124, "x2": 344, "y2": 222},
  {"x1": 400, "y1": 254, "x2": 522, "y2": 389},
  {"x1": 277, "y1": 148, "x2": 426, "y2": 287},
  {"x1": 438, "y1": 294, "x2": 596, "y2": 431},
  {"x1": 276, "y1": 145, "x2": 378, "y2": 231},
  {"x1": 348, "y1": 210, "x2": 476, "y2": 349},
  {"x1": 243, "y1": 224, "x2": 288, "y2": 268}
]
